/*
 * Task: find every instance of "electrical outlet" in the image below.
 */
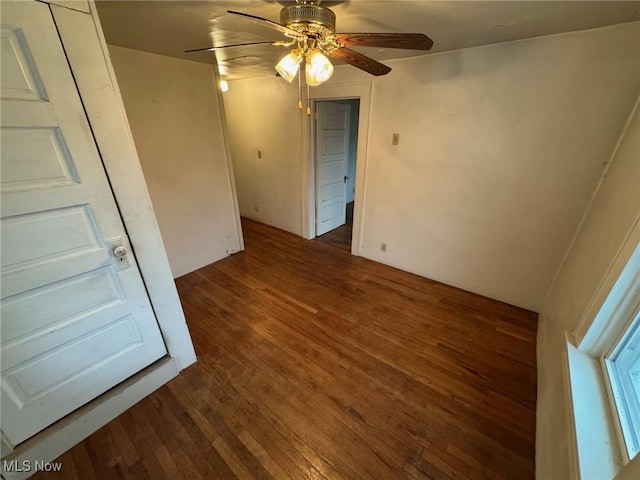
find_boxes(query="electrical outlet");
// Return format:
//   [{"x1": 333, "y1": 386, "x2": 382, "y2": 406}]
[
  {"x1": 254, "y1": 205, "x2": 259, "y2": 213},
  {"x1": 257, "y1": 150, "x2": 262, "y2": 159},
  {"x1": 380, "y1": 242, "x2": 387, "y2": 252},
  {"x1": 392, "y1": 133, "x2": 400, "y2": 145}
]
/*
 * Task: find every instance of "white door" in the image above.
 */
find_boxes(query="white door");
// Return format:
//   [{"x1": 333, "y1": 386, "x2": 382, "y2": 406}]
[
  {"x1": 0, "y1": 1, "x2": 167, "y2": 446},
  {"x1": 315, "y1": 101, "x2": 351, "y2": 236}
]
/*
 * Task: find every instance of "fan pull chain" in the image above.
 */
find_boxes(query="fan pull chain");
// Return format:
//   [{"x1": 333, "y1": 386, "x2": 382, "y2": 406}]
[
  {"x1": 306, "y1": 82, "x2": 311, "y2": 116},
  {"x1": 297, "y1": 70, "x2": 302, "y2": 110}
]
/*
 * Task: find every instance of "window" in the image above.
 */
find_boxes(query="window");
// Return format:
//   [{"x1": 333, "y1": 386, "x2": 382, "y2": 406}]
[
  {"x1": 568, "y1": 242, "x2": 640, "y2": 479},
  {"x1": 603, "y1": 309, "x2": 640, "y2": 460}
]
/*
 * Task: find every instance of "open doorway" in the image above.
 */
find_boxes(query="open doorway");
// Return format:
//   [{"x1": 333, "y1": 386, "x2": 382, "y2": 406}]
[
  {"x1": 302, "y1": 83, "x2": 372, "y2": 256},
  {"x1": 313, "y1": 99, "x2": 360, "y2": 242}
]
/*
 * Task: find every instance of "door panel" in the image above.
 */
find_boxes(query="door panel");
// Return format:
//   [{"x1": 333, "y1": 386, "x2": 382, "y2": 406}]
[
  {"x1": 1, "y1": 268, "x2": 123, "y2": 343},
  {"x1": 1, "y1": 206, "x2": 110, "y2": 298},
  {"x1": 0, "y1": 25, "x2": 46, "y2": 102},
  {"x1": 4, "y1": 314, "x2": 141, "y2": 399},
  {"x1": 1, "y1": 127, "x2": 80, "y2": 191},
  {"x1": 0, "y1": 1, "x2": 167, "y2": 446},
  {"x1": 315, "y1": 101, "x2": 351, "y2": 236}
]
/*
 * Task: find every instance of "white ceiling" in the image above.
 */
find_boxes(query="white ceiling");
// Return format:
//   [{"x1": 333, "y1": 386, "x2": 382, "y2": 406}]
[{"x1": 96, "y1": 1, "x2": 640, "y2": 80}]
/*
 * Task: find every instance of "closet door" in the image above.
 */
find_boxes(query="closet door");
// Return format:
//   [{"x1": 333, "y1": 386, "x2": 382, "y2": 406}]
[{"x1": 1, "y1": 0, "x2": 167, "y2": 445}]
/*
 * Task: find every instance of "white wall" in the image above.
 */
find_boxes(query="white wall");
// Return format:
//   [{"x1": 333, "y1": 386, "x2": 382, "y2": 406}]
[
  {"x1": 108, "y1": 46, "x2": 241, "y2": 278},
  {"x1": 224, "y1": 79, "x2": 305, "y2": 234},
  {"x1": 223, "y1": 22, "x2": 639, "y2": 311},
  {"x1": 536, "y1": 100, "x2": 639, "y2": 479}
]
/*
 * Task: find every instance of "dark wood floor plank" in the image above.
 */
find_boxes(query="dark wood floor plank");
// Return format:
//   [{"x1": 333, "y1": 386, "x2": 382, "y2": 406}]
[
  {"x1": 69, "y1": 443, "x2": 98, "y2": 480},
  {"x1": 184, "y1": 358, "x2": 335, "y2": 480},
  {"x1": 107, "y1": 419, "x2": 139, "y2": 468},
  {"x1": 186, "y1": 366, "x2": 328, "y2": 480},
  {"x1": 118, "y1": 409, "x2": 169, "y2": 480},
  {"x1": 187, "y1": 264, "x2": 533, "y2": 473},
  {"x1": 83, "y1": 428, "x2": 124, "y2": 480},
  {"x1": 32, "y1": 217, "x2": 536, "y2": 479}
]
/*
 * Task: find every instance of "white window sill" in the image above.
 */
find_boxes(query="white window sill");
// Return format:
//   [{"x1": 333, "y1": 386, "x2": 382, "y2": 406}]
[{"x1": 565, "y1": 338, "x2": 622, "y2": 480}]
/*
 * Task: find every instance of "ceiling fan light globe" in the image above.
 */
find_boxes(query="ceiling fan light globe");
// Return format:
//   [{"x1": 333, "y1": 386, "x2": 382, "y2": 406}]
[
  {"x1": 275, "y1": 51, "x2": 301, "y2": 83},
  {"x1": 305, "y1": 50, "x2": 334, "y2": 86}
]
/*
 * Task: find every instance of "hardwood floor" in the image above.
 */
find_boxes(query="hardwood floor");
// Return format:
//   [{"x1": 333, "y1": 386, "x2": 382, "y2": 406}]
[
  {"x1": 315, "y1": 201, "x2": 353, "y2": 252},
  {"x1": 34, "y1": 218, "x2": 537, "y2": 480}
]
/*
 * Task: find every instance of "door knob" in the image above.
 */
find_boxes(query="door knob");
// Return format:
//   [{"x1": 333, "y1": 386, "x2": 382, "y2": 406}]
[
  {"x1": 344, "y1": 175, "x2": 349, "y2": 183},
  {"x1": 108, "y1": 236, "x2": 132, "y2": 270}
]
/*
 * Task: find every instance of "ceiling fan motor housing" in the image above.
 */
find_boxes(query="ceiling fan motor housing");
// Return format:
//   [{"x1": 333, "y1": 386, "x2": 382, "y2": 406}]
[{"x1": 280, "y1": 4, "x2": 336, "y2": 37}]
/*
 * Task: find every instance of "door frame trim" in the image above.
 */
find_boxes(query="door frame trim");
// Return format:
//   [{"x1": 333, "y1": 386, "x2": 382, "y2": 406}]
[
  {"x1": 314, "y1": 100, "x2": 352, "y2": 237},
  {"x1": 302, "y1": 82, "x2": 372, "y2": 255},
  {"x1": 1, "y1": 0, "x2": 195, "y2": 466},
  {"x1": 51, "y1": 1, "x2": 196, "y2": 370}
]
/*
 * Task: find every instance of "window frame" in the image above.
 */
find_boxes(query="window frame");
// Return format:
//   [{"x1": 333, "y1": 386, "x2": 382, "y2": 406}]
[
  {"x1": 573, "y1": 240, "x2": 640, "y2": 468},
  {"x1": 600, "y1": 305, "x2": 640, "y2": 464}
]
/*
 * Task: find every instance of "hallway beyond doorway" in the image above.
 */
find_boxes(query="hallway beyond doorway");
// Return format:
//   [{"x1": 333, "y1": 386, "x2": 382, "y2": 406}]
[{"x1": 315, "y1": 201, "x2": 353, "y2": 252}]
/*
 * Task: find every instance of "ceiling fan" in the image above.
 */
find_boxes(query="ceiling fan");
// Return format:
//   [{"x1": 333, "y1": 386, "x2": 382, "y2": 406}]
[
  {"x1": 186, "y1": 0, "x2": 433, "y2": 77},
  {"x1": 186, "y1": 0, "x2": 433, "y2": 111}
]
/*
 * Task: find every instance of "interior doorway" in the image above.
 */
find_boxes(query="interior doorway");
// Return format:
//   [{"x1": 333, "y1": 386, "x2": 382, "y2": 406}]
[
  {"x1": 302, "y1": 83, "x2": 372, "y2": 255},
  {"x1": 313, "y1": 99, "x2": 360, "y2": 242}
]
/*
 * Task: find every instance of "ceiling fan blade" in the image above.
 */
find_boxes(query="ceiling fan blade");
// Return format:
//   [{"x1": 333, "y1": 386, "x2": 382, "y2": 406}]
[
  {"x1": 334, "y1": 33, "x2": 434, "y2": 51},
  {"x1": 185, "y1": 42, "x2": 276, "y2": 53},
  {"x1": 227, "y1": 10, "x2": 305, "y2": 39},
  {"x1": 329, "y1": 47, "x2": 391, "y2": 76}
]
